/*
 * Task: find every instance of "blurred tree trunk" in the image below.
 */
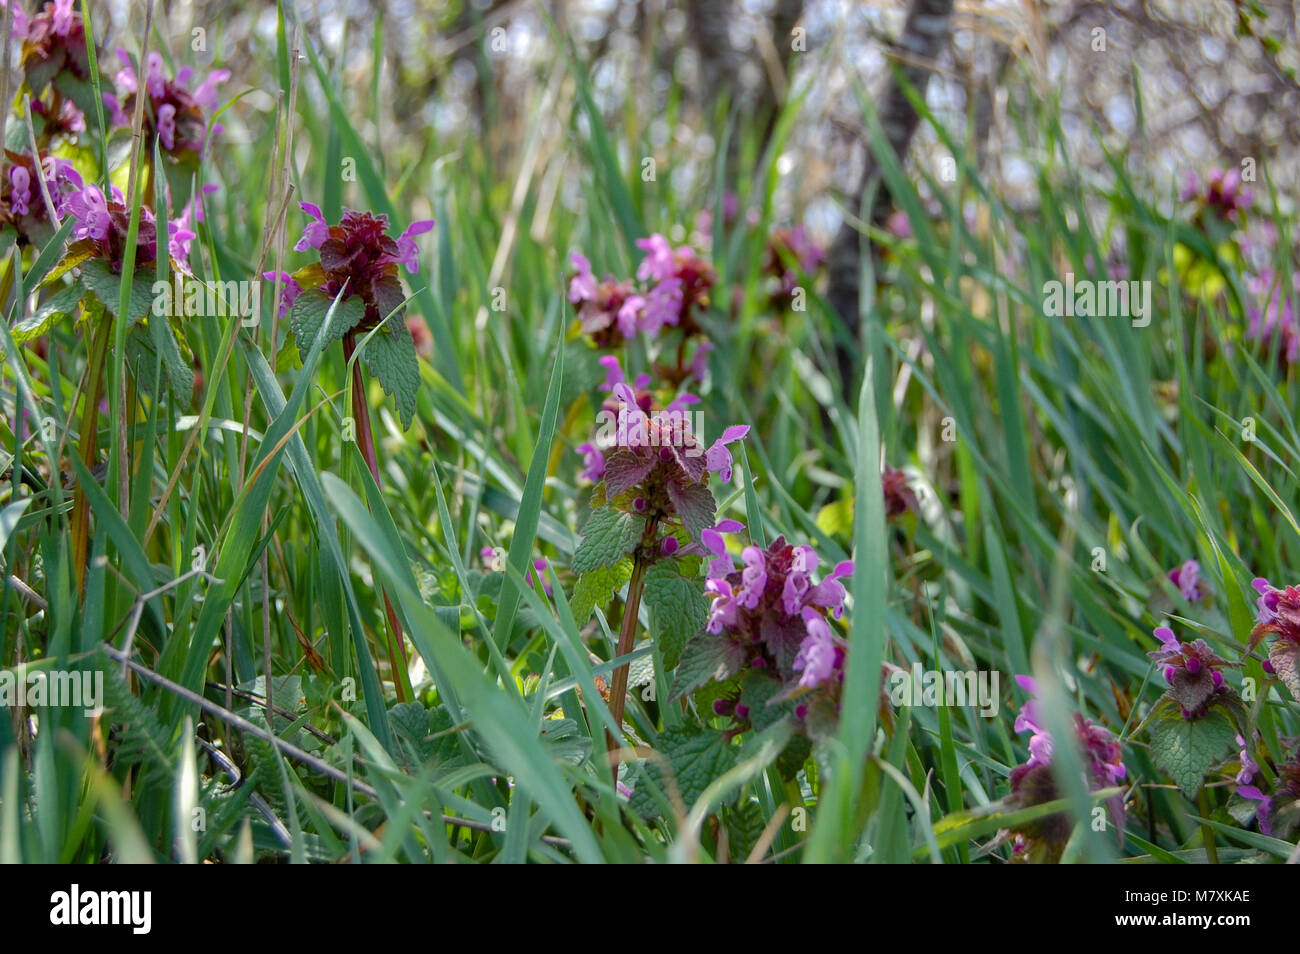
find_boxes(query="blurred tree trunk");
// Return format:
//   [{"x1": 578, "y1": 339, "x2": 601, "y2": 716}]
[
  {"x1": 688, "y1": 0, "x2": 735, "y2": 104},
  {"x1": 754, "y1": 0, "x2": 804, "y2": 154},
  {"x1": 829, "y1": 0, "x2": 955, "y2": 400}
]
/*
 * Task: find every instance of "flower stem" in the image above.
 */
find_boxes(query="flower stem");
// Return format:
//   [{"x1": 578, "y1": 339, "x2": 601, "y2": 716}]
[
  {"x1": 342, "y1": 333, "x2": 410, "y2": 703},
  {"x1": 1197, "y1": 788, "x2": 1219, "y2": 864},
  {"x1": 605, "y1": 553, "x2": 649, "y2": 761},
  {"x1": 72, "y1": 313, "x2": 114, "y2": 599}
]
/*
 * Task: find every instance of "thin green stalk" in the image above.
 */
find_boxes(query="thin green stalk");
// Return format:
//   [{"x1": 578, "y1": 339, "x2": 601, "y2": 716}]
[{"x1": 71, "y1": 313, "x2": 114, "y2": 598}]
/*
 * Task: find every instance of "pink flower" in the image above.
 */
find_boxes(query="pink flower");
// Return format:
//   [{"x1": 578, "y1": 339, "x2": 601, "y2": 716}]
[
  {"x1": 704, "y1": 424, "x2": 750, "y2": 482},
  {"x1": 1167, "y1": 559, "x2": 1206, "y2": 602},
  {"x1": 294, "y1": 202, "x2": 332, "y2": 252},
  {"x1": 792, "y1": 609, "x2": 839, "y2": 689},
  {"x1": 635, "y1": 233, "x2": 677, "y2": 282},
  {"x1": 393, "y1": 219, "x2": 436, "y2": 275}
]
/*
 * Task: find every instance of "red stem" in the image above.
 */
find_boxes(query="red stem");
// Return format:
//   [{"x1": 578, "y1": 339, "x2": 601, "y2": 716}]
[{"x1": 343, "y1": 333, "x2": 409, "y2": 703}]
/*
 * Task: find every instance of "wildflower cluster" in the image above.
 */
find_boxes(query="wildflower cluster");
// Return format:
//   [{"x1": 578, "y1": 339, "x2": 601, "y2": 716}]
[
  {"x1": 1181, "y1": 167, "x2": 1252, "y2": 226},
  {"x1": 1232, "y1": 737, "x2": 1300, "y2": 838},
  {"x1": 103, "y1": 48, "x2": 230, "y2": 162},
  {"x1": 1249, "y1": 577, "x2": 1300, "y2": 702},
  {"x1": 695, "y1": 534, "x2": 853, "y2": 736},
  {"x1": 568, "y1": 232, "x2": 715, "y2": 366},
  {"x1": 1003, "y1": 675, "x2": 1127, "y2": 863}
]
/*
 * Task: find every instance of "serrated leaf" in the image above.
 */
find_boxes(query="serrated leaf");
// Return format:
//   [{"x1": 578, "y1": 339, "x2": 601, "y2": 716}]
[
  {"x1": 643, "y1": 561, "x2": 708, "y2": 670},
  {"x1": 1148, "y1": 705, "x2": 1237, "y2": 797},
  {"x1": 1268, "y1": 639, "x2": 1300, "y2": 702},
  {"x1": 723, "y1": 798, "x2": 765, "y2": 861},
  {"x1": 602, "y1": 450, "x2": 655, "y2": 499},
  {"x1": 289, "y1": 289, "x2": 366, "y2": 358},
  {"x1": 360, "y1": 314, "x2": 420, "y2": 430},
  {"x1": 78, "y1": 259, "x2": 157, "y2": 326},
  {"x1": 572, "y1": 507, "x2": 643, "y2": 575},
  {"x1": 629, "y1": 724, "x2": 738, "y2": 819},
  {"x1": 669, "y1": 633, "x2": 745, "y2": 700},
  {"x1": 775, "y1": 731, "x2": 812, "y2": 780},
  {"x1": 666, "y1": 480, "x2": 717, "y2": 544},
  {"x1": 539, "y1": 717, "x2": 591, "y2": 766},
  {"x1": 389, "y1": 701, "x2": 436, "y2": 770},
  {"x1": 738, "y1": 669, "x2": 793, "y2": 733},
  {"x1": 570, "y1": 558, "x2": 632, "y2": 623},
  {"x1": 12, "y1": 282, "x2": 82, "y2": 343}
]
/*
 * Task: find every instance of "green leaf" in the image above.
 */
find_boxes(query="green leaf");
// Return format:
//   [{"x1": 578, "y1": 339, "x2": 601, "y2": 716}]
[
  {"x1": 289, "y1": 289, "x2": 366, "y2": 358},
  {"x1": 12, "y1": 282, "x2": 81, "y2": 343},
  {"x1": 669, "y1": 633, "x2": 745, "y2": 701},
  {"x1": 570, "y1": 558, "x2": 632, "y2": 623},
  {"x1": 1268, "y1": 639, "x2": 1300, "y2": 703},
  {"x1": 738, "y1": 669, "x2": 793, "y2": 733},
  {"x1": 642, "y1": 560, "x2": 708, "y2": 670},
  {"x1": 78, "y1": 259, "x2": 156, "y2": 326},
  {"x1": 666, "y1": 481, "x2": 716, "y2": 544},
  {"x1": 359, "y1": 314, "x2": 420, "y2": 430},
  {"x1": 127, "y1": 318, "x2": 193, "y2": 398},
  {"x1": 1148, "y1": 704, "x2": 1237, "y2": 797},
  {"x1": 630, "y1": 724, "x2": 738, "y2": 819},
  {"x1": 722, "y1": 798, "x2": 765, "y2": 861},
  {"x1": 572, "y1": 506, "x2": 643, "y2": 575}
]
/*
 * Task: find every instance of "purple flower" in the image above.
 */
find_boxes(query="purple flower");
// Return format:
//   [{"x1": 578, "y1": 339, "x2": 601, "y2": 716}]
[
  {"x1": 65, "y1": 183, "x2": 111, "y2": 243},
  {"x1": 8, "y1": 166, "x2": 31, "y2": 217},
  {"x1": 1149, "y1": 624, "x2": 1233, "y2": 717},
  {"x1": 294, "y1": 202, "x2": 332, "y2": 252},
  {"x1": 703, "y1": 424, "x2": 750, "y2": 483},
  {"x1": 1249, "y1": 576, "x2": 1300, "y2": 700},
  {"x1": 1244, "y1": 270, "x2": 1300, "y2": 365},
  {"x1": 792, "y1": 610, "x2": 839, "y2": 689},
  {"x1": 525, "y1": 558, "x2": 553, "y2": 597},
  {"x1": 393, "y1": 219, "x2": 436, "y2": 275},
  {"x1": 0, "y1": 0, "x2": 29, "y2": 41},
  {"x1": 262, "y1": 271, "x2": 303, "y2": 318},
  {"x1": 635, "y1": 233, "x2": 677, "y2": 282},
  {"x1": 703, "y1": 535, "x2": 852, "y2": 697},
  {"x1": 1167, "y1": 559, "x2": 1206, "y2": 602},
  {"x1": 285, "y1": 204, "x2": 434, "y2": 332},
  {"x1": 1235, "y1": 735, "x2": 1258, "y2": 786},
  {"x1": 575, "y1": 442, "x2": 605, "y2": 482},
  {"x1": 1236, "y1": 786, "x2": 1274, "y2": 835},
  {"x1": 640, "y1": 278, "x2": 683, "y2": 336},
  {"x1": 104, "y1": 48, "x2": 230, "y2": 157},
  {"x1": 736, "y1": 546, "x2": 768, "y2": 609}
]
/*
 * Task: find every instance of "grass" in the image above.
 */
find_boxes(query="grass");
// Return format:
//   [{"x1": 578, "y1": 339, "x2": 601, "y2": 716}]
[{"x1": 0, "y1": 4, "x2": 1297, "y2": 864}]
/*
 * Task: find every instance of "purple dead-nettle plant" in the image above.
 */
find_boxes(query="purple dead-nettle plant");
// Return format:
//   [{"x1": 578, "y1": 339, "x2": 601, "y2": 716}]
[
  {"x1": 103, "y1": 48, "x2": 230, "y2": 164},
  {"x1": 998, "y1": 675, "x2": 1127, "y2": 863},
  {"x1": 1142, "y1": 622, "x2": 1247, "y2": 800},
  {"x1": 679, "y1": 534, "x2": 854, "y2": 745},
  {"x1": 1243, "y1": 270, "x2": 1300, "y2": 366},
  {"x1": 0, "y1": 149, "x2": 81, "y2": 247},
  {"x1": 1230, "y1": 737, "x2": 1300, "y2": 838},
  {"x1": 568, "y1": 232, "x2": 717, "y2": 387},
  {"x1": 1249, "y1": 577, "x2": 1300, "y2": 702},
  {"x1": 570, "y1": 359, "x2": 748, "y2": 755},
  {"x1": 273, "y1": 201, "x2": 436, "y2": 702}
]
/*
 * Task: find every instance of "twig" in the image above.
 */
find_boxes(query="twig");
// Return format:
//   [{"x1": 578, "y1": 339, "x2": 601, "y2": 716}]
[{"x1": 100, "y1": 643, "x2": 572, "y2": 850}]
